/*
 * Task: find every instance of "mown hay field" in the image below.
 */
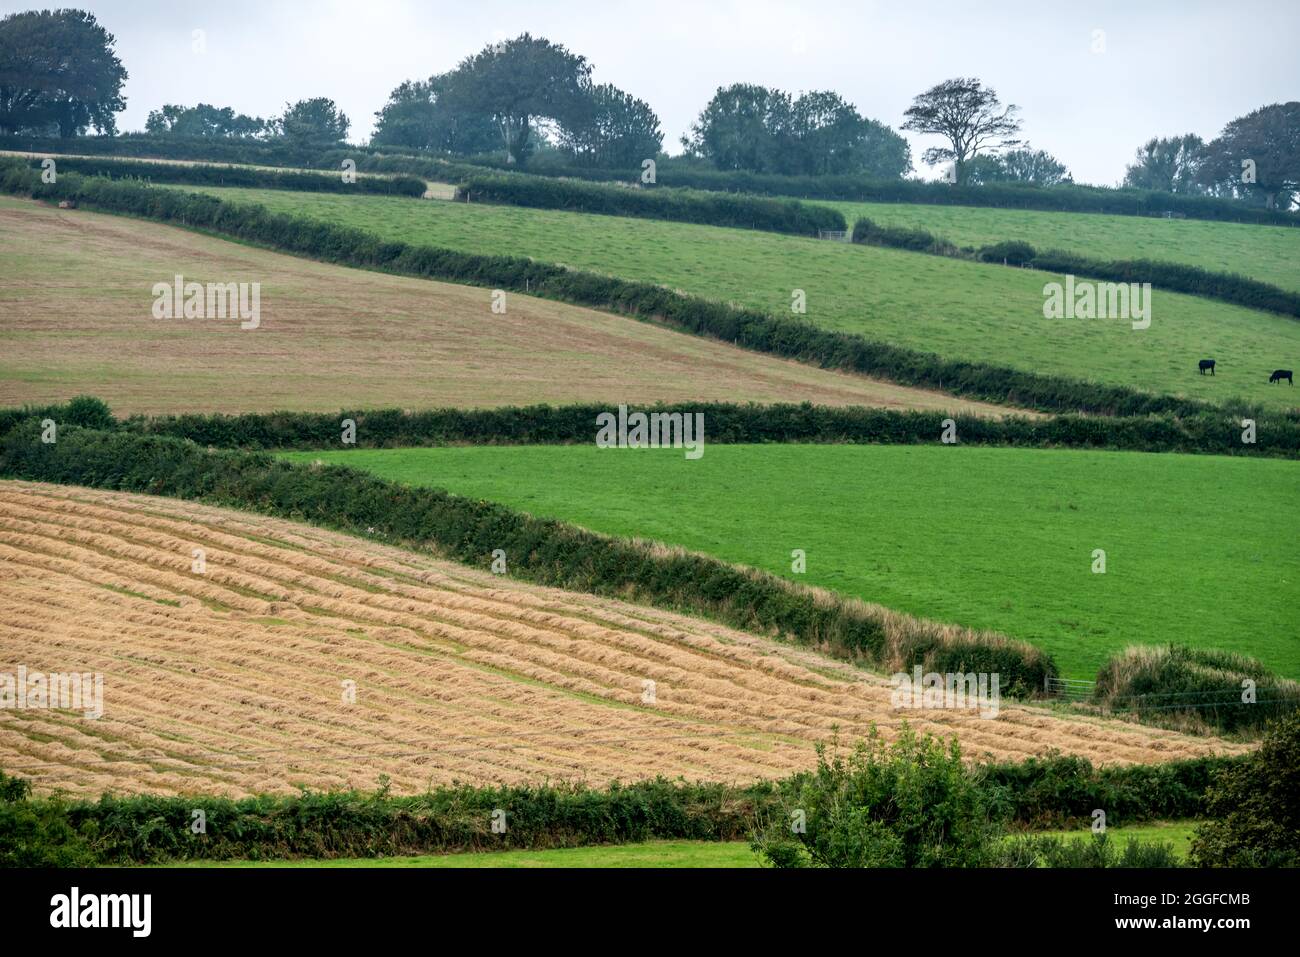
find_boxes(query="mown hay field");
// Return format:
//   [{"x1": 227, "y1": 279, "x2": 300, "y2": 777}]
[
  {"x1": 0, "y1": 198, "x2": 1004, "y2": 416},
  {"x1": 181, "y1": 187, "x2": 1300, "y2": 412},
  {"x1": 0, "y1": 481, "x2": 1244, "y2": 798}
]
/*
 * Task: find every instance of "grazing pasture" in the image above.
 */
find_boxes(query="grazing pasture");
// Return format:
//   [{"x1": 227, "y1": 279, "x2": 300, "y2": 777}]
[
  {"x1": 0, "y1": 198, "x2": 1001, "y2": 416},
  {"x1": 0, "y1": 481, "x2": 1243, "y2": 798},
  {"x1": 284, "y1": 444, "x2": 1300, "y2": 680},
  {"x1": 824, "y1": 200, "x2": 1300, "y2": 294},
  {"x1": 183, "y1": 187, "x2": 1300, "y2": 411}
]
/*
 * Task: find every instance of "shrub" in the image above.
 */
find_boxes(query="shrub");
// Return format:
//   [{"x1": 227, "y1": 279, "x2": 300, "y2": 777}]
[
  {"x1": 750, "y1": 726, "x2": 1003, "y2": 867},
  {"x1": 1094, "y1": 644, "x2": 1300, "y2": 734},
  {"x1": 851, "y1": 216, "x2": 945, "y2": 252},
  {"x1": 0, "y1": 771, "x2": 97, "y2": 868},
  {"x1": 1189, "y1": 710, "x2": 1300, "y2": 867},
  {"x1": 978, "y1": 240, "x2": 1037, "y2": 266}
]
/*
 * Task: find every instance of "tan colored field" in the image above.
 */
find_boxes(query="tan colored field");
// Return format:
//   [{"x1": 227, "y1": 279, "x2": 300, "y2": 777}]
[
  {"x1": 0, "y1": 197, "x2": 1012, "y2": 417},
  {"x1": 0, "y1": 481, "x2": 1244, "y2": 799}
]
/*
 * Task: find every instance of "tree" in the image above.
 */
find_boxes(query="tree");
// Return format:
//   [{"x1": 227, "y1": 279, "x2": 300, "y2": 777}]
[
  {"x1": 438, "y1": 34, "x2": 591, "y2": 165},
  {"x1": 682, "y1": 83, "x2": 787, "y2": 172},
  {"x1": 967, "y1": 147, "x2": 1071, "y2": 186},
  {"x1": 145, "y1": 103, "x2": 267, "y2": 139},
  {"x1": 1189, "y1": 710, "x2": 1300, "y2": 867},
  {"x1": 901, "y1": 77, "x2": 1021, "y2": 185},
  {"x1": 683, "y1": 84, "x2": 910, "y2": 178},
  {"x1": 274, "y1": 97, "x2": 350, "y2": 146},
  {"x1": 1121, "y1": 134, "x2": 1206, "y2": 193},
  {"x1": 0, "y1": 8, "x2": 127, "y2": 137},
  {"x1": 1197, "y1": 103, "x2": 1300, "y2": 210},
  {"x1": 557, "y1": 83, "x2": 662, "y2": 168},
  {"x1": 371, "y1": 76, "x2": 499, "y2": 155}
]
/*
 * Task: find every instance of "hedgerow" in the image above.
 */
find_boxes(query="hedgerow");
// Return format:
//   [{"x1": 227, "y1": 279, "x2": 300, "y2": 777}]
[
  {"x1": 5, "y1": 159, "x2": 1295, "y2": 427},
  {"x1": 456, "y1": 171, "x2": 846, "y2": 235},
  {"x1": 9, "y1": 133, "x2": 1293, "y2": 225},
  {"x1": 26, "y1": 155, "x2": 426, "y2": 196},
  {"x1": 0, "y1": 747, "x2": 1250, "y2": 865}
]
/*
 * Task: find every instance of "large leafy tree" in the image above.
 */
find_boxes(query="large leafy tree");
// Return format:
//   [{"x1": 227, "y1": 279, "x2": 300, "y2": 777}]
[
  {"x1": 967, "y1": 147, "x2": 1071, "y2": 186},
  {"x1": 371, "y1": 75, "x2": 499, "y2": 155},
  {"x1": 557, "y1": 83, "x2": 662, "y2": 168},
  {"x1": 1197, "y1": 103, "x2": 1300, "y2": 210},
  {"x1": 683, "y1": 84, "x2": 910, "y2": 178},
  {"x1": 1121, "y1": 134, "x2": 1206, "y2": 193},
  {"x1": 145, "y1": 103, "x2": 267, "y2": 139},
  {"x1": 0, "y1": 8, "x2": 127, "y2": 137},
  {"x1": 438, "y1": 34, "x2": 591, "y2": 164},
  {"x1": 274, "y1": 97, "x2": 350, "y2": 146},
  {"x1": 901, "y1": 77, "x2": 1021, "y2": 185}
]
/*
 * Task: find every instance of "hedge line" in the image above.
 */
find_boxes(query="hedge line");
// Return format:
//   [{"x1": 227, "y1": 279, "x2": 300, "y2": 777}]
[
  {"x1": 9, "y1": 159, "x2": 1294, "y2": 429},
  {"x1": 26, "y1": 155, "x2": 427, "y2": 196},
  {"x1": 9, "y1": 133, "x2": 1292, "y2": 226},
  {"x1": 98, "y1": 402, "x2": 1300, "y2": 459},
  {"x1": 853, "y1": 217, "x2": 1300, "y2": 319},
  {"x1": 0, "y1": 418, "x2": 1057, "y2": 694},
  {"x1": 0, "y1": 751, "x2": 1242, "y2": 865},
  {"x1": 447, "y1": 154, "x2": 1300, "y2": 227},
  {"x1": 455, "y1": 171, "x2": 846, "y2": 235}
]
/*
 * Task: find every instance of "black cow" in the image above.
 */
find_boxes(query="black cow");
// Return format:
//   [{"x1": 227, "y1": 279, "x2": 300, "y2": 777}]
[
  {"x1": 1198, "y1": 359, "x2": 1215, "y2": 376},
  {"x1": 1270, "y1": 369, "x2": 1293, "y2": 385}
]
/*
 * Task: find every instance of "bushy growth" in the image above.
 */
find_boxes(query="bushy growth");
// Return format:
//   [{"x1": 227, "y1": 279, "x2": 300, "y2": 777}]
[
  {"x1": 1189, "y1": 711, "x2": 1300, "y2": 867},
  {"x1": 457, "y1": 172, "x2": 845, "y2": 235},
  {"x1": 751, "y1": 727, "x2": 1003, "y2": 867},
  {"x1": 1094, "y1": 645, "x2": 1300, "y2": 734}
]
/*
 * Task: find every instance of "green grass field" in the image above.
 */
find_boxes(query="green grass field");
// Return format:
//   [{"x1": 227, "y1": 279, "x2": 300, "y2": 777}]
[
  {"x1": 170, "y1": 840, "x2": 762, "y2": 868},
  {"x1": 825, "y1": 200, "x2": 1300, "y2": 293},
  {"x1": 168, "y1": 822, "x2": 1197, "y2": 867},
  {"x1": 283, "y1": 444, "x2": 1300, "y2": 680},
  {"x1": 184, "y1": 187, "x2": 1300, "y2": 412}
]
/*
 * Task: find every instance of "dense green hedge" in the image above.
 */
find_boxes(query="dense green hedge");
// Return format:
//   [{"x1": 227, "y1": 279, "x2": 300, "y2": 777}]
[
  {"x1": 100, "y1": 402, "x2": 1300, "y2": 458},
  {"x1": 456, "y1": 172, "x2": 846, "y2": 235},
  {"x1": 853, "y1": 217, "x2": 1300, "y2": 318},
  {"x1": 983, "y1": 753, "x2": 1240, "y2": 829},
  {"x1": 11, "y1": 133, "x2": 1293, "y2": 226},
  {"x1": 451, "y1": 154, "x2": 1300, "y2": 226},
  {"x1": 0, "y1": 417, "x2": 1055, "y2": 691},
  {"x1": 8, "y1": 159, "x2": 1296, "y2": 428},
  {"x1": 26, "y1": 155, "x2": 427, "y2": 196},
  {"x1": 0, "y1": 748, "x2": 1247, "y2": 865}
]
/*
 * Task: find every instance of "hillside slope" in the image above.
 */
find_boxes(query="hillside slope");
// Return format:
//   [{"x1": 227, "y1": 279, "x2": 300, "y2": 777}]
[
  {"x1": 188, "y1": 188, "x2": 1300, "y2": 412},
  {"x1": 0, "y1": 481, "x2": 1243, "y2": 798},
  {"x1": 0, "y1": 198, "x2": 1004, "y2": 416}
]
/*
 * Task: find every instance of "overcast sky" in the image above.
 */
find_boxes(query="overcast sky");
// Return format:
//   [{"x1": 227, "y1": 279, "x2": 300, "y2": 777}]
[{"x1": 9, "y1": 0, "x2": 1297, "y2": 184}]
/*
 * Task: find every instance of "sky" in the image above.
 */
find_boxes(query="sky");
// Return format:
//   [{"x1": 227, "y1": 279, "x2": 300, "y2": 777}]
[{"x1": 7, "y1": 0, "x2": 1298, "y2": 185}]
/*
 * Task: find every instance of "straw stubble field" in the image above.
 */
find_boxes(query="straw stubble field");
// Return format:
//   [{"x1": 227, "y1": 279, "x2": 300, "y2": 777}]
[{"x1": 0, "y1": 481, "x2": 1245, "y2": 798}]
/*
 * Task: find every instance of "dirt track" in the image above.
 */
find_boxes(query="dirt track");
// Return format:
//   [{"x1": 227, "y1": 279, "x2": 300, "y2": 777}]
[{"x1": 0, "y1": 482, "x2": 1245, "y2": 798}]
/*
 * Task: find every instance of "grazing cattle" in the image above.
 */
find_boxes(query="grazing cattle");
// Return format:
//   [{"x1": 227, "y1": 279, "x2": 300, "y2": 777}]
[
  {"x1": 1198, "y1": 359, "x2": 1215, "y2": 376},
  {"x1": 1269, "y1": 369, "x2": 1293, "y2": 385}
]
